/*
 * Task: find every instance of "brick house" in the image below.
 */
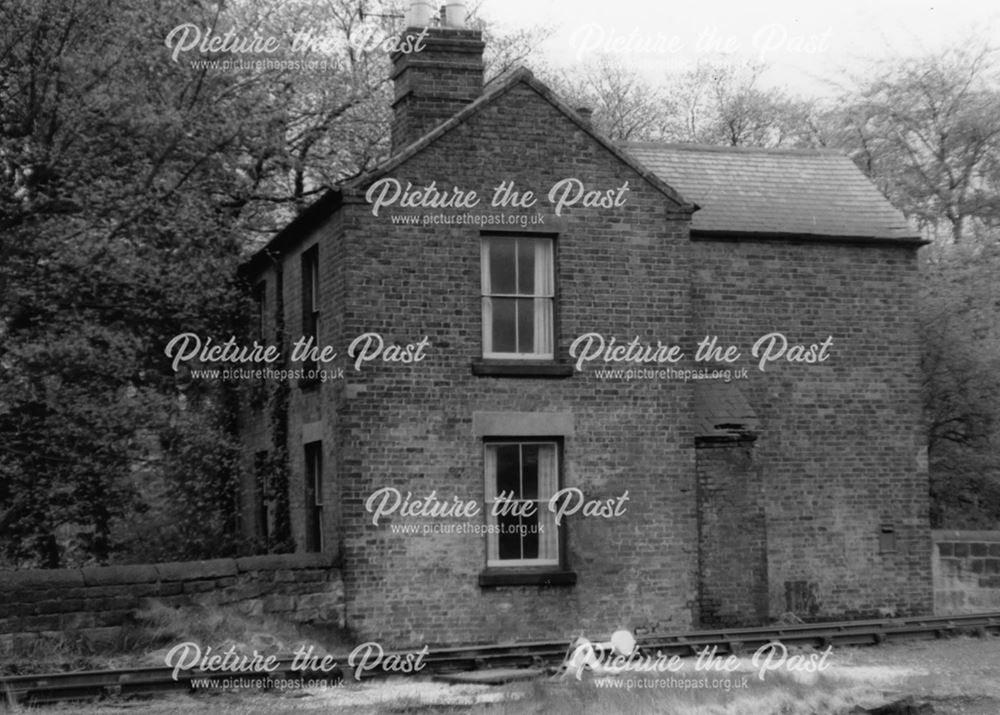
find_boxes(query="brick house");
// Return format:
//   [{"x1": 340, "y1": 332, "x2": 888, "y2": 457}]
[{"x1": 237, "y1": 24, "x2": 931, "y2": 646}]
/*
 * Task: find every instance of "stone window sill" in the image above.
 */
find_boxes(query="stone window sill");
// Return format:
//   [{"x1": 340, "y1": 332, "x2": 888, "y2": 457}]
[
  {"x1": 478, "y1": 569, "x2": 577, "y2": 587},
  {"x1": 471, "y1": 360, "x2": 575, "y2": 378}
]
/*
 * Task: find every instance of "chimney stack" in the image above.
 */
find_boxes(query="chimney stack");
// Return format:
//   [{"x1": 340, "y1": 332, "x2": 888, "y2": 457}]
[{"x1": 391, "y1": 2, "x2": 484, "y2": 153}]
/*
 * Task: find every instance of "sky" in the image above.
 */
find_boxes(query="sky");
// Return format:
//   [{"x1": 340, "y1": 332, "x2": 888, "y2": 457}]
[{"x1": 475, "y1": 0, "x2": 1000, "y2": 96}]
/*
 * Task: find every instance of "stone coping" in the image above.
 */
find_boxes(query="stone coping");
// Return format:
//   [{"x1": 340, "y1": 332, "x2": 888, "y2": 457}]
[
  {"x1": 0, "y1": 552, "x2": 338, "y2": 591},
  {"x1": 933, "y1": 530, "x2": 1000, "y2": 543}
]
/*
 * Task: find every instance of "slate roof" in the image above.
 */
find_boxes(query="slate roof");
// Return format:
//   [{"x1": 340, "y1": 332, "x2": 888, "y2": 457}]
[
  {"x1": 243, "y1": 74, "x2": 923, "y2": 277},
  {"x1": 621, "y1": 142, "x2": 920, "y2": 241}
]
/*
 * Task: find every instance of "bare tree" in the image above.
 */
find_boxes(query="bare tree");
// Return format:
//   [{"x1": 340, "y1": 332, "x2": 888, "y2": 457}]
[
  {"x1": 543, "y1": 56, "x2": 671, "y2": 141},
  {"x1": 828, "y1": 40, "x2": 1000, "y2": 242},
  {"x1": 663, "y1": 60, "x2": 818, "y2": 147}
]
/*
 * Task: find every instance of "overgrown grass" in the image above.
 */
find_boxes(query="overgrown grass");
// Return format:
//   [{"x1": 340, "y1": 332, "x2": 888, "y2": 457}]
[
  {"x1": 0, "y1": 631, "x2": 124, "y2": 677},
  {"x1": 128, "y1": 600, "x2": 351, "y2": 658}
]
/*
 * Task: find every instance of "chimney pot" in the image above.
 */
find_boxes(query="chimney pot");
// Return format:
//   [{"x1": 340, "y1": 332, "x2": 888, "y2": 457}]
[
  {"x1": 577, "y1": 107, "x2": 594, "y2": 126},
  {"x1": 442, "y1": 2, "x2": 468, "y2": 28},
  {"x1": 406, "y1": 1, "x2": 436, "y2": 28}
]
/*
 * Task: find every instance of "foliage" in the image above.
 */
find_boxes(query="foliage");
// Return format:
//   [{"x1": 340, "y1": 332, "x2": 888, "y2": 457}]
[
  {"x1": 0, "y1": 0, "x2": 549, "y2": 567},
  {"x1": 1, "y1": 0, "x2": 271, "y2": 566},
  {"x1": 919, "y1": 237, "x2": 1000, "y2": 527},
  {"x1": 826, "y1": 39, "x2": 1000, "y2": 527}
]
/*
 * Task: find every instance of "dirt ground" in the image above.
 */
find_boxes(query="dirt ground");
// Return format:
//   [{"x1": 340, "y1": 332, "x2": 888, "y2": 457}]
[{"x1": 834, "y1": 635, "x2": 1000, "y2": 714}]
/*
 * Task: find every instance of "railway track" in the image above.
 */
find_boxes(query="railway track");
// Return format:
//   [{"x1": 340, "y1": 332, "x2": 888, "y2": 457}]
[{"x1": 3, "y1": 611, "x2": 999, "y2": 705}]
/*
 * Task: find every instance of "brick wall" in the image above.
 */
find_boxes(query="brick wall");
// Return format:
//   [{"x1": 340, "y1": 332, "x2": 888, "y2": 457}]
[
  {"x1": 334, "y1": 79, "x2": 698, "y2": 646},
  {"x1": 0, "y1": 554, "x2": 344, "y2": 654},
  {"x1": 696, "y1": 439, "x2": 769, "y2": 627},
  {"x1": 390, "y1": 28, "x2": 485, "y2": 152},
  {"x1": 691, "y1": 239, "x2": 932, "y2": 620},
  {"x1": 933, "y1": 530, "x2": 1000, "y2": 614}
]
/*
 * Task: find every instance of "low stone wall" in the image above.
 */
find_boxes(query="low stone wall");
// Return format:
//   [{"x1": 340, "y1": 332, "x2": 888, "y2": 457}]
[
  {"x1": 0, "y1": 553, "x2": 344, "y2": 653},
  {"x1": 933, "y1": 530, "x2": 1000, "y2": 614}
]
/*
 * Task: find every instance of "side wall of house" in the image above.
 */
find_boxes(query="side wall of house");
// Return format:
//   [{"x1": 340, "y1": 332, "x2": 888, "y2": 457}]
[
  {"x1": 281, "y1": 210, "x2": 346, "y2": 557},
  {"x1": 239, "y1": 209, "x2": 348, "y2": 560},
  {"x1": 239, "y1": 262, "x2": 277, "y2": 542},
  {"x1": 336, "y1": 83, "x2": 699, "y2": 647},
  {"x1": 691, "y1": 239, "x2": 932, "y2": 620}
]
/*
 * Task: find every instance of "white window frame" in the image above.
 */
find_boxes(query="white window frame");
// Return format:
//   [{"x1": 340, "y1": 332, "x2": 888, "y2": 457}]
[
  {"x1": 483, "y1": 440, "x2": 560, "y2": 568},
  {"x1": 480, "y1": 236, "x2": 554, "y2": 360}
]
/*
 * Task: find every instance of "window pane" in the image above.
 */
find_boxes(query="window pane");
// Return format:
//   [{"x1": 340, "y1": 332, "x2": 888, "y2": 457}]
[
  {"x1": 517, "y1": 239, "x2": 535, "y2": 294},
  {"x1": 539, "y1": 509, "x2": 557, "y2": 560},
  {"x1": 521, "y1": 510, "x2": 539, "y2": 559},
  {"x1": 494, "y1": 444, "x2": 519, "y2": 496},
  {"x1": 302, "y1": 248, "x2": 318, "y2": 313},
  {"x1": 488, "y1": 240, "x2": 517, "y2": 294},
  {"x1": 253, "y1": 283, "x2": 266, "y2": 340},
  {"x1": 491, "y1": 298, "x2": 517, "y2": 353},
  {"x1": 497, "y1": 513, "x2": 520, "y2": 559},
  {"x1": 310, "y1": 262, "x2": 318, "y2": 309},
  {"x1": 538, "y1": 443, "x2": 557, "y2": 496},
  {"x1": 516, "y1": 298, "x2": 534, "y2": 353},
  {"x1": 487, "y1": 441, "x2": 559, "y2": 565},
  {"x1": 314, "y1": 457, "x2": 323, "y2": 505},
  {"x1": 521, "y1": 444, "x2": 539, "y2": 499}
]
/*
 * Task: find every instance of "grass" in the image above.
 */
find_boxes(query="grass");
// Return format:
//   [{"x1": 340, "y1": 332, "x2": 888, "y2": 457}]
[{"x1": 127, "y1": 599, "x2": 351, "y2": 658}]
